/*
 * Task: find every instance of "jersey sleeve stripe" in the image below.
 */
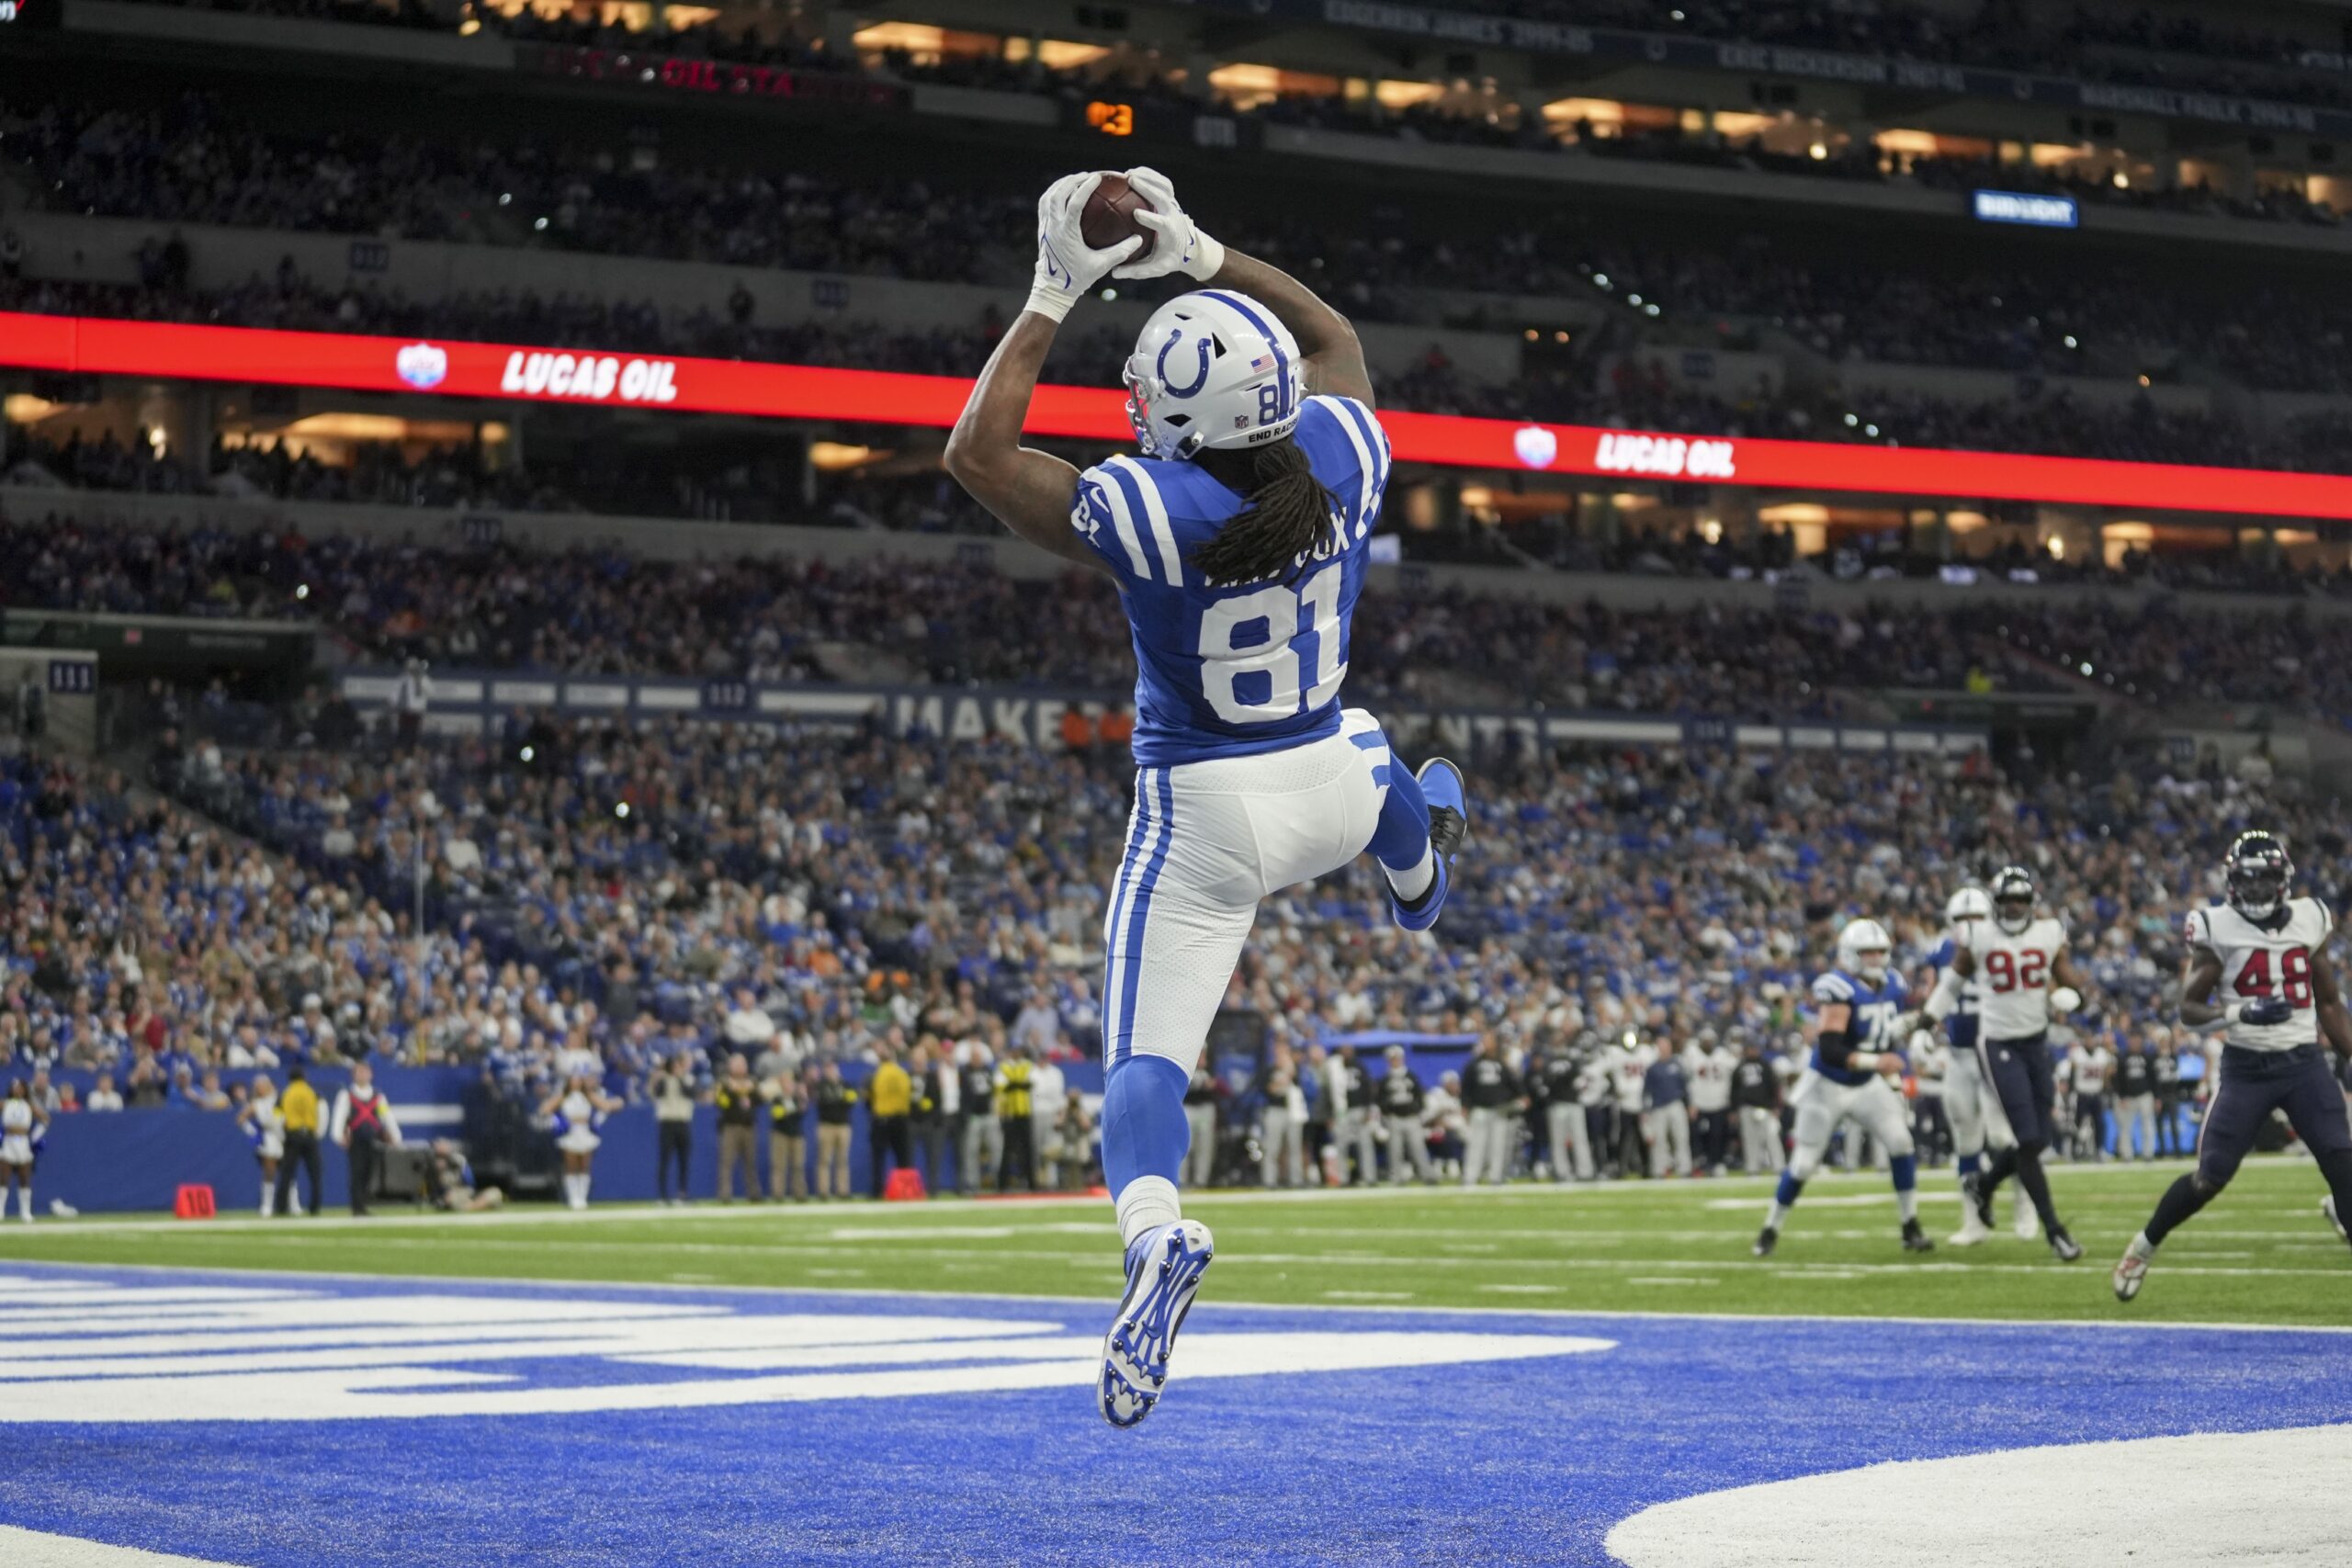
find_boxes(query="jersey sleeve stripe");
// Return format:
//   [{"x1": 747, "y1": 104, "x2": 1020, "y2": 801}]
[
  {"x1": 1315, "y1": 396, "x2": 1379, "y2": 542},
  {"x1": 1103, "y1": 455, "x2": 1183, "y2": 588},
  {"x1": 1091, "y1": 463, "x2": 1155, "y2": 581},
  {"x1": 1324, "y1": 394, "x2": 1392, "y2": 539}
]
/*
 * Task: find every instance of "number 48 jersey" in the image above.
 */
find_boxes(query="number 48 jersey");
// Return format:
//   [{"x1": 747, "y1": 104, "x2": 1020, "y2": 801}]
[
  {"x1": 1071, "y1": 392, "x2": 1390, "y2": 767},
  {"x1": 2186, "y1": 897, "x2": 2333, "y2": 1053},
  {"x1": 1961, "y1": 915, "x2": 2070, "y2": 1041}
]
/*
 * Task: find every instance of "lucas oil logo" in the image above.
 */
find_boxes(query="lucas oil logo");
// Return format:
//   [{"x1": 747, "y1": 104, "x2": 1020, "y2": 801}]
[
  {"x1": 500, "y1": 352, "x2": 680, "y2": 403},
  {"x1": 1593, "y1": 433, "x2": 1737, "y2": 479},
  {"x1": 394, "y1": 343, "x2": 448, "y2": 389}
]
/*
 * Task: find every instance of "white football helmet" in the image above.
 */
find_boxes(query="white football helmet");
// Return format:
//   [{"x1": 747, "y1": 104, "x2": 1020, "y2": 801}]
[
  {"x1": 1945, "y1": 886, "x2": 1992, "y2": 927},
  {"x1": 1123, "y1": 290, "x2": 1305, "y2": 460},
  {"x1": 1836, "y1": 919, "x2": 1894, "y2": 984}
]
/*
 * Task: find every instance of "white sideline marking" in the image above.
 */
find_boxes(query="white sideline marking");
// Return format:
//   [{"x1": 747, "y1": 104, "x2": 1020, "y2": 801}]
[
  {"x1": 0, "y1": 1155, "x2": 2245, "y2": 1236},
  {"x1": 0, "y1": 1526, "x2": 238, "y2": 1567},
  {"x1": 1608, "y1": 1424, "x2": 2352, "y2": 1568},
  {"x1": 6, "y1": 1259, "x2": 2350, "y2": 1337}
]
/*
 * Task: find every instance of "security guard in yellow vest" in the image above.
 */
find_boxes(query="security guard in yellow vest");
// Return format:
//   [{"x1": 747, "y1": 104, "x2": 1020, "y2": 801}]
[
  {"x1": 274, "y1": 1066, "x2": 323, "y2": 1218},
  {"x1": 866, "y1": 1051, "x2": 913, "y2": 1200},
  {"x1": 994, "y1": 1047, "x2": 1037, "y2": 1192}
]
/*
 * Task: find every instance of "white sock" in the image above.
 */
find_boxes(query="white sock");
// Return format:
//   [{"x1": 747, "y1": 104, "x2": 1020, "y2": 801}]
[
  {"x1": 2128, "y1": 1230, "x2": 2156, "y2": 1260},
  {"x1": 290, "y1": 1191, "x2": 304, "y2": 1217},
  {"x1": 260, "y1": 1189, "x2": 275, "y2": 1219},
  {"x1": 1765, "y1": 1200, "x2": 1792, "y2": 1230},
  {"x1": 1896, "y1": 1188, "x2": 1919, "y2": 1223},
  {"x1": 1383, "y1": 843, "x2": 1436, "y2": 904},
  {"x1": 19, "y1": 1188, "x2": 32, "y2": 1221},
  {"x1": 576, "y1": 1173, "x2": 591, "y2": 1206},
  {"x1": 1114, "y1": 1175, "x2": 1182, "y2": 1250}
]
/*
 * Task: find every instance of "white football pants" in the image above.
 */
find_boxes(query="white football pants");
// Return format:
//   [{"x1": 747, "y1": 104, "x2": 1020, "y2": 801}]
[{"x1": 1103, "y1": 710, "x2": 1392, "y2": 1077}]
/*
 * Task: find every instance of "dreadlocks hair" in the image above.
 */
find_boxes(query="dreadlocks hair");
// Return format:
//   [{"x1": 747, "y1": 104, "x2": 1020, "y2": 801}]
[{"x1": 1189, "y1": 436, "x2": 1339, "y2": 588}]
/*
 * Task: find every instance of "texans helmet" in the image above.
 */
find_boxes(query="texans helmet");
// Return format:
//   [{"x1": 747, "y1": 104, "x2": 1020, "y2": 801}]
[
  {"x1": 1989, "y1": 866, "x2": 2036, "y2": 933},
  {"x1": 2224, "y1": 830, "x2": 2293, "y2": 922}
]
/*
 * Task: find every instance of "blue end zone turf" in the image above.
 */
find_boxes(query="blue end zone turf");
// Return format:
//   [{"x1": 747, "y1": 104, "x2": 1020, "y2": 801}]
[{"x1": 0, "y1": 1263, "x2": 2345, "y2": 1566}]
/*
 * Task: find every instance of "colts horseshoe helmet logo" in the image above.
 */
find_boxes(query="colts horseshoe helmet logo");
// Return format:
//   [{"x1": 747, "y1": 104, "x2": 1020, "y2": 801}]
[{"x1": 1156, "y1": 327, "x2": 1213, "y2": 398}]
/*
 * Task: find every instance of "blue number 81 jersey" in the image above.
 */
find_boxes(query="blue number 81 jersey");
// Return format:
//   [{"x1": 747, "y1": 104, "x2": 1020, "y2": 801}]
[
  {"x1": 1810, "y1": 968, "x2": 1905, "y2": 1088},
  {"x1": 1071, "y1": 393, "x2": 1391, "y2": 767}
]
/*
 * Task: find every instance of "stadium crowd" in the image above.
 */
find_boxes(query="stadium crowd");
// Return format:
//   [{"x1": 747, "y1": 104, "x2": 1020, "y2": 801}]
[
  {"x1": 4, "y1": 682, "x2": 2336, "y2": 1192},
  {"x1": 15, "y1": 88, "x2": 2352, "y2": 402},
  {"x1": 0, "y1": 508, "x2": 2113, "y2": 706},
  {"x1": 10, "y1": 502, "x2": 2352, "y2": 723},
  {"x1": 86, "y1": 0, "x2": 2352, "y2": 164}
]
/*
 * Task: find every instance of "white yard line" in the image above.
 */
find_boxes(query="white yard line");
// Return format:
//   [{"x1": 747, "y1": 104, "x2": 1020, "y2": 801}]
[{"x1": 2, "y1": 1256, "x2": 2346, "y2": 1336}]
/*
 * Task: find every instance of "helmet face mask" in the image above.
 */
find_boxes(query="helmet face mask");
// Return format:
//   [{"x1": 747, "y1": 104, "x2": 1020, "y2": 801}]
[
  {"x1": 1836, "y1": 919, "x2": 1893, "y2": 985},
  {"x1": 2225, "y1": 832, "x2": 2293, "y2": 922},
  {"x1": 1990, "y1": 867, "x2": 2035, "y2": 934},
  {"x1": 1945, "y1": 886, "x2": 1992, "y2": 928}
]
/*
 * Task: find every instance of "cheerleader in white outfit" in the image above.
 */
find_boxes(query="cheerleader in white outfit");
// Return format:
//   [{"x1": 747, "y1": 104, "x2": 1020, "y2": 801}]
[
  {"x1": 2, "y1": 1079, "x2": 45, "y2": 1222},
  {"x1": 240, "y1": 1077, "x2": 289, "y2": 1217},
  {"x1": 539, "y1": 1072, "x2": 620, "y2": 1211}
]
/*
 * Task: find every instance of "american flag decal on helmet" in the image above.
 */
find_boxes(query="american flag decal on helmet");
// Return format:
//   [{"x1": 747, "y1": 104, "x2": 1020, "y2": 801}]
[{"x1": 1248, "y1": 353, "x2": 1273, "y2": 373}]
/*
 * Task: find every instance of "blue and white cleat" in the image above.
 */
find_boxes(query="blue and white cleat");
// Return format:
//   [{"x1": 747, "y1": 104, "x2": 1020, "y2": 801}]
[
  {"x1": 1099, "y1": 1218, "x2": 1215, "y2": 1428},
  {"x1": 1389, "y1": 757, "x2": 1468, "y2": 933}
]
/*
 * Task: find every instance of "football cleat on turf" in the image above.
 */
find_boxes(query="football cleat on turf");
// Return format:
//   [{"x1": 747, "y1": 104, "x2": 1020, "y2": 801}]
[
  {"x1": 2048, "y1": 1227, "x2": 2084, "y2": 1263},
  {"x1": 2326, "y1": 1195, "x2": 2347, "y2": 1247},
  {"x1": 1389, "y1": 758, "x2": 1468, "y2": 933},
  {"x1": 1901, "y1": 1219, "x2": 1935, "y2": 1253},
  {"x1": 1752, "y1": 1225, "x2": 1778, "y2": 1258},
  {"x1": 1099, "y1": 1218, "x2": 1215, "y2": 1429},
  {"x1": 1962, "y1": 1171, "x2": 1995, "y2": 1233},
  {"x1": 2111, "y1": 1248, "x2": 2149, "y2": 1303},
  {"x1": 1948, "y1": 1199, "x2": 1993, "y2": 1248}
]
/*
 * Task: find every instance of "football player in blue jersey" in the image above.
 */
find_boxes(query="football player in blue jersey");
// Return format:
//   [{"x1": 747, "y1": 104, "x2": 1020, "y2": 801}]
[
  {"x1": 946, "y1": 168, "x2": 1467, "y2": 1428},
  {"x1": 1753, "y1": 919, "x2": 1934, "y2": 1258}
]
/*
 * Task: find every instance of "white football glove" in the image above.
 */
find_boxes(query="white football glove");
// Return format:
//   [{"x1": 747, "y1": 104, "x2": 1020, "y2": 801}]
[
  {"x1": 1110, "y1": 165, "x2": 1227, "y2": 283},
  {"x1": 1027, "y1": 172, "x2": 1142, "y2": 324},
  {"x1": 2050, "y1": 986, "x2": 2083, "y2": 1015}
]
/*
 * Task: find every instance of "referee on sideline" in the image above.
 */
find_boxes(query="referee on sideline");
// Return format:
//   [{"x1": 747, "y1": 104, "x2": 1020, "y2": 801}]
[
  {"x1": 274, "y1": 1066, "x2": 324, "y2": 1217},
  {"x1": 331, "y1": 1062, "x2": 402, "y2": 1216}
]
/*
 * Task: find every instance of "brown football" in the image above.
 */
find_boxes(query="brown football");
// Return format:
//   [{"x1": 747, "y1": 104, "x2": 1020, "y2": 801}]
[{"x1": 1080, "y1": 173, "x2": 1157, "y2": 263}]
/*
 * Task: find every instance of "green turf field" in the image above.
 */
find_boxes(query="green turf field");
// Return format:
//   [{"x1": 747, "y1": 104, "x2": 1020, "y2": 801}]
[{"x1": 3, "y1": 1156, "x2": 2346, "y2": 1326}]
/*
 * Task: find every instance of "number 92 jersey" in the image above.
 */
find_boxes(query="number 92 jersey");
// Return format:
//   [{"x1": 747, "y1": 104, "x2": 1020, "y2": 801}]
[
  {"x1": 1961, "y1": 916, "x2": 2069, "y2": 1041},
  {"x1": 2186, "y1": 897, "x2": 2333, "y2": 1053},
  {"x1": 1071, "y1": 393, "x2": 1390, "y2": 767}
]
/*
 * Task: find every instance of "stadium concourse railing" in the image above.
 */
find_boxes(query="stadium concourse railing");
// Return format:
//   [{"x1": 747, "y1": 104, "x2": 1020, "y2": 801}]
[{"x1": 333, "y1": 667, "x2": 1987, "y2": 759}]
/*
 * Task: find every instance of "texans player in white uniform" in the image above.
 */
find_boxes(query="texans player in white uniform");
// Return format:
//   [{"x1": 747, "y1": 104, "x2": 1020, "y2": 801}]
[
  {"x1": 1754, "y1": 920, "x2": 1935, "y2": 1258},
  {"x1": 1925, "y1": 865, "x2": 2091, "y2": 1260},
  {"x1": 2113, "y1": 832, "x2": 2352, "y2": 1300},
  {"x1": 1927, "y1": 886, "x2": 2020, "y2": 1246},
  {"x1": 948, "y1": 168, "x2": 1467, "y2": 1427}
]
